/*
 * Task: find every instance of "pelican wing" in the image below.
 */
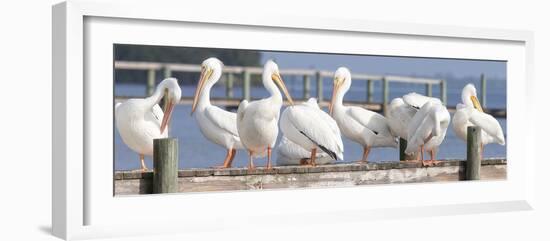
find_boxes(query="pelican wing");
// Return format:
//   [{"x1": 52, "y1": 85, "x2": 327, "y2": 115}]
[
  {"x1": 403, "y1": 92, "x2": 442, "y2": 109},
  {"x1": 278, "y1": 136, "x2": 311, "y2": 159},
  {"x1": 405, "y1": 114, "x2": 434, "y2": 154},
  {"x1": 405, "y1": 102, "x2": 436, "y2": 153},
  {"x1": 304, "y1": 98, "x2": 342, "y2": 140},
  {"x1": 204, "y1": 105, "x2": 239, "y2": 137},
  {"x1": 151, "y1": 104, "x2": 164, "y2": 122},
  {"x1": 407, "y1": 102, "x2": 434, "y2": 139},
  {"x1": 347, "y1": 106, "x2": 392, "y2": 136},
  {"x1": 469, "y1": 110, "x2": 505, "y2": 145},
  {"x1": 285, "y1": 105, "x2": 342, "y2": 160},
  {"x1": 387, "y1": 98, "x2": 416, "y2": 138},
  {"x1": 406, "y1": 103, "x2": 450, "y2": 154},
  {"x1": 237, "y1": 100, "x2": 249, "y2": 122},
  {"x1": 276, "y1": 136, "x2": 331, "y2": 165}
]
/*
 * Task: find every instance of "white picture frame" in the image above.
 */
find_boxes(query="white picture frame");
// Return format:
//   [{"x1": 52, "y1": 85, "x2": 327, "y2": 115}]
[{"x1": 52, "y1": 0, "x2": 535, "y2": 240}]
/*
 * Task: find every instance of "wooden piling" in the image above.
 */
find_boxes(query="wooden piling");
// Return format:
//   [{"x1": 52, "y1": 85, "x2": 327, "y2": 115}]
[
  {"x1": 399, "y1": 138, "x2": 416, "y2": 161},
  {"x1": 303, "y1": 75, "x2": 311, "y2": 99},
  {"x1": 382, "y1": 77, "x2": 389, "y2": 115},
  {"x1": 466, "y1": 126, "x2": 481, "y2": 180},
  {"x1": 226, "y1": 73, "x2": 234, "y2": 98},
  {"x1": 243, "y1": 70, "x2": 251, "y2": 101},
  {"x1": 146, "y1": 69, "x2": 156, "y2": 96},
  {"x1": 440, "y1": 79, "x2": 447, "y2": 105},
  {"x1": 163, "y1": 67, "x2": 172, "y2": 79},
  {"x1": 426, "y1": 83, "x2": 432, "y2": 97},
  {"x1": 153, "y1": 138, "x2": 178, "y2": 193},
  {"x1": 316, "y1": 71, "x2": 323, "y2": 102},
  {"x1": 480, "y1": 74, "x2": 487, "y2": 108},
  {"x1": 367, "y1": 79, "x2": 373, "y2": 102}
]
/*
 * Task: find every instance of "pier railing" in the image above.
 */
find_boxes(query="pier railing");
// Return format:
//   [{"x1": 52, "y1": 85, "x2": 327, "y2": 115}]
[
  {"x1": 114, "y1": 61, "x2": 500, "y2": 116},
  {"x1": 115, "y1": 61, "x2": 448, "y2": 104}
]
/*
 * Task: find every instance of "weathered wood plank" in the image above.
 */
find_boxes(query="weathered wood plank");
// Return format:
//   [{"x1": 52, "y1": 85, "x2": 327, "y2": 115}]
[{"x1": 115, "y1": 159, "x2": 506, "y2": 195}]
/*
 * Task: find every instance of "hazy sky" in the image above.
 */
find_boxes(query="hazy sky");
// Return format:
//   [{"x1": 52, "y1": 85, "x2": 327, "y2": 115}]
[{"x1": 261, "y1": 51, "x2": 506, "y2": 80}]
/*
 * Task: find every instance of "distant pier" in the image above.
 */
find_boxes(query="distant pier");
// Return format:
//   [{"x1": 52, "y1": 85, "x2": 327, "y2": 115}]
[{"x1": 114, "y1": 61, "x2": 506, "y2": 118}]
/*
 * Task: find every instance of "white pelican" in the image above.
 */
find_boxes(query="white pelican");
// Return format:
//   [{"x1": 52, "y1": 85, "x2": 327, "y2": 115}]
[
  {"x1": 237, "y1": 60, "x2": 294, "y2": 170},
  {"x1": 387, "y1": 93, "x2": 443, "y2": 160},
  {"x1": 276, "y1": 136, "x2": 334, "y2": 166},
  {"x1": 191, "y1": 57, "x2": 243, "y2": 168},
  {"x1": 115, "y1": 78, "x2": 181, "y2": 171},
  {"x1": 280, "y1": 98, "x2": 344, "y2": 166},
  {"x1": 405, "y1": 101, "x2": 451, "y2": 166},
  {"x1": 329, "y1": 67, "x2": 397, "y2": 163},
  {"x1": 452, "y1": 84, "x2": 505, "y2": 158}
]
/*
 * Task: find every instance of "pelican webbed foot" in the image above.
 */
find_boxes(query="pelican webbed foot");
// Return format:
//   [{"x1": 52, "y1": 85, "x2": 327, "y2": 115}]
[{"x1": 421, "y1": 160, "x2": 441, "y2": 167}]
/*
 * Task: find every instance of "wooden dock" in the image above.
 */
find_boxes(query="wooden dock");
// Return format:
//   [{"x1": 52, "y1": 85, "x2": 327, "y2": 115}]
[
  {"x1": 114, "y1": 61, "x2": 506, "y2": 118},
  {"x1": 114, "y1": 158, "x2": 506, "y2": 195}
]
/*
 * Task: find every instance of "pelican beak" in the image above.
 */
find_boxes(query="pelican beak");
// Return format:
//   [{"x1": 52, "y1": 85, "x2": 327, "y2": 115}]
[
  {"x1": 192, "y1": 67, "x2": 212, "y2": 114},
  {"x1": 470, "y1": 95, "x2": 483, "y2": 112},
  {"x1": 272, "y1": 73, "x2": 294, "y2": 105},
  {"x1": 329, "y1": 77, "x2": 341, "y2": 116},
  {"x1": 160, "y1": 93, "x2": 175, "y2": 134}
]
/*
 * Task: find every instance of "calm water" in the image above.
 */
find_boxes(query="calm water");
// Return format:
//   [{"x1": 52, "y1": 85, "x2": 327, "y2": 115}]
[{"x1": 114, "y1": 81, "x2": 506, "y2": 170}]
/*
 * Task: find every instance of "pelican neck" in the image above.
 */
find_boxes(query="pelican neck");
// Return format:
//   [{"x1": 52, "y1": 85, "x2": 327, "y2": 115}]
[
  {"x1": 196, "y1": 84, "x2": 212, "y2": 111},
  {"x1": 263, "y1": 71, "x2": 282, "y2": 104},
  {"x1": 144, "y1": 85, "x2": 165, "y2": 109},
  {"x1": 333, "y1": 85, "x2": 347, "y2": 111}
]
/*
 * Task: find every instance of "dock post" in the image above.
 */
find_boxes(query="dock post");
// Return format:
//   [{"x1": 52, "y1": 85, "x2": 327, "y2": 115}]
[
  {"x1": 163, "y1": 66, "x2": 172, "y2": 79},
  {"x1": 367, "y1": 79, "x2": 373, "y2": 103},
  {"x1": 303, "y1": 75, "x2": 311, "y2": 99},
  {"x1": 243, "y1": 70, "x2": 251, "y2": 101},
  {"x1": 426, "y1": 83, "x2": 432, "y2": 97},
  {"x1": 226, "y1": 73, "x2": 234, "y2": 99},
  {"x1": 399, "y1": 138, "x2": 416, "y2": 161},
  {"x1": 153, "y1": 138, "x2": 178, "y2": 193},
  {"x1": 316, "y1": 71, "x2": 323, "y2": 102},
  {"x1": 382, "y1": 77, "x2": 389, "y2": 115},
  {"x1": 146, "y1": 68, "x2": 156, "y2": 96},
  {"x1": 480, "y1": 74, "x2": 487, "y2": 108},
  {"x1": 440, "y1": 80, "x2": 447, "y2": 106},
  {"x1": 466, "y1": 126, "x2": 481, "y2": 180}
]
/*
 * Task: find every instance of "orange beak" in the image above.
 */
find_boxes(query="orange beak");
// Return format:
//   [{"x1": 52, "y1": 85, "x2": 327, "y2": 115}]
[
  {"x1": 329, "y1": 78, "x2": 341, "y2": 116},
  {"x1": 160, "y1": 97, "x2": 174, "y2": 134},
  {"x1": 272, "y1": 73, "x2": 294, "y2": 106},
  {"x1": 191, "y1": 67, "x2": 212, "y2": 114},
  {"x1": 470, "y1": 95, "x2": 484, "y2": 112}
]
